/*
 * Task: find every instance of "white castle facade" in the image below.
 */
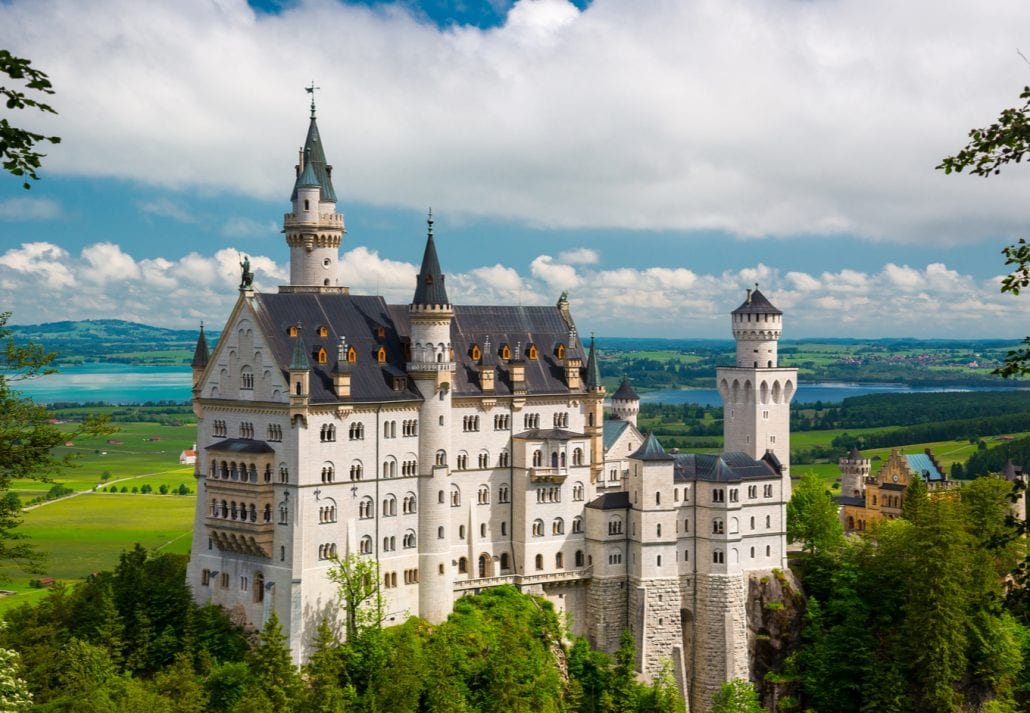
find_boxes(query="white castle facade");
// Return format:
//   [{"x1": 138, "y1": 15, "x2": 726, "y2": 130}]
[{"x1": 185, "y1": 106, "x2": 797, "y2": 711}]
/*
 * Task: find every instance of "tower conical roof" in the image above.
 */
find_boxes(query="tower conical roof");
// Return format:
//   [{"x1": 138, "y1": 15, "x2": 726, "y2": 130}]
[
  {"x1": 612, "y1": 377, "x2": 639, "y2": 401},
  {"x1": 290, "y1": 116, "x2": 337, "y2": 202},
  {"x1": 412, "y1": 213, "x2": 449, "y2": 307},
  {"x1": 630, "y1": 433, "x2": 674, "y2": 461},
  {"x1": 732, "y1": 287, "x2": 782, "y2": 315},
  {"x1": 297, "y1": 147, "x2": 319, "y2": 188},
  {"x1": 191, "y1": 325, "x2": 210, "y2": 369},
  {"x1": 289, "y1": 333, "x2": 309, "y2": 370},
  {"x1": 585, "y1": 335, "x2": 602, "y2": 390}
]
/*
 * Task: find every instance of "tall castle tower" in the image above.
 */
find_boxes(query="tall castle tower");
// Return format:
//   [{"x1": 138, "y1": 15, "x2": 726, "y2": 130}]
[
  {"x1": 407, "y1": 212, "x2": 455, "y2": 624},
  {"x1": 610, "y1": 377, "x2": 640, "y2": 426},
  {"x1": 716, "y1": 287, "x2": 796, "y2": 476},
  {"x1": 282, "y1": 95, "x2": 346, "y2": 292}
]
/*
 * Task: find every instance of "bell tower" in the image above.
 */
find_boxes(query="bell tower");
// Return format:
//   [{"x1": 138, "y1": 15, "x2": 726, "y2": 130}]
[{"x1": 281, "y1": 87, "x2": 346, "y2": 293}]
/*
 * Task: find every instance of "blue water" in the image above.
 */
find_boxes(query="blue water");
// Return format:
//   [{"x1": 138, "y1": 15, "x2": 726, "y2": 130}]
[
  {"x1": 12, "y1": 364, "x2": 1027, "y2": 406},
  {"x1": 14, "y1": 363, "x2": 192, "y2": 405}
]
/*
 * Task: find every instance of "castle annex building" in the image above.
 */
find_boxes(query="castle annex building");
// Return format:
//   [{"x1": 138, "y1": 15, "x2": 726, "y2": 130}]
[{"x1": 186, "y1": 106, "x2": 797, "y2": 711}]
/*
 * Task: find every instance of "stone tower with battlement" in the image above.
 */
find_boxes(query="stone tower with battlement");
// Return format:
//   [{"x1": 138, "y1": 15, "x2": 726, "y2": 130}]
[{"x1": 839, "y1": 446, "x2": 870, "y2": 498}]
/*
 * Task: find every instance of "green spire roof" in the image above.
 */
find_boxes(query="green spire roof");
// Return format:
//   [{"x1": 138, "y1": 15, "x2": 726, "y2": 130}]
[
  {"x1": 412, "y1": 211, "x2": 449, "y2": 307},
  {"x1": 191, "y1": 325, "x2": 210, "y2": 369},
  {"x1": 290, "y1": 116, "x2": 337, "y2": 203},
  {"x1": 297, "y1": 147, "x2": 319, "y2": 188},
  {"x1": 289, "y1": 333, "x2": 309, "y2": 370},
  {"x1": 585, "y1": 335, "x2": 602, "y2": 390}
]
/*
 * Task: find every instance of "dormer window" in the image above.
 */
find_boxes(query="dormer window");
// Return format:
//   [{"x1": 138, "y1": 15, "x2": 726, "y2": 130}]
[
  {"x1": 288, "y1": 325, "x2": 298, "y2": 337},
  {"x1": 315, "y1": 347, "x2": 328, "y2": 365},
  {"x1": 470, "y1": 344, "x2": 481, "y2": 361},
  {"x1": 377, "y1": 346, "x2": 387, "y2": 364},
  {"x1": 425, "y1": 274, "x2": 433, "y2": 285},
  {"x1": 347, "y1": 346, "x2": 357, "y2": 364},
  {"x1": 527, "y1": 344, "x2": 538, "y2": 360},
  {"x1": 318, "y1": 325, "x2": 329, "y2": 337},
  {"x1": 376, "y1": 326, "x2": 386, "y2": 339},
  {"x1": 555, "y1": 343, "x2": 566, "y2": 359},
  {"x1": 500, "y1": 344, "x2": 511, "y2": 360}
]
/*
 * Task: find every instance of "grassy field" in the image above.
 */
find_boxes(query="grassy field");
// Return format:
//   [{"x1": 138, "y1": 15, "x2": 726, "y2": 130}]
[{"x1": 0, "y1": 493, "x2": 195, "y2": 612}]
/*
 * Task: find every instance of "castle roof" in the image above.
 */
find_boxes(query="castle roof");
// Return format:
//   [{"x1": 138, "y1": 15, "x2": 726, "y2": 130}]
[
  {"x1": 585, "y1": 490, "x2": 630, "y2": 510},
  {"x1": 249, "y1": 293, "x2": 588, "y2": 404},
  {"x1": 290, "y1": 116, "x2": 336, "y2": 202},
  {"x1": 834, "y1": 495, "x2": 865, "y2": 507},
  {"x1": 849, "y1": 445, "x2": 863, "y2": 460},
  {"x1": 412, "y1": 217, "x2": 449, "y2": 307},
  {"x1": 673, "y1": 452, "x2": 778, "y2": 482},
  {"x1": 289, "y1": 332, "x2": 309, "y2": 370},
  {"x1": 514, "y1": 428, "x2": 585, "y2": 441},
  {"x1": 612, "y1": 377, "x2": 639, "y2": 401},
  {"x1": 904, "y1": 453, "x2": 945, "y2": 482},
  {"x1": 631, "y1": 433, "x2": 675, "y2": 461},
  {"x1": 191, "y1": 325, "x2": 210, "y2": 369},
  {"x1": 297, "y1": 147, "x2": 320, "y2": 188},
  {"x1": 603, "y1": 419, "x2": 631, "y2": 450},
  {"x1": 731, "y1": 288, "x2": 782, "y2": 316},
  {"x1": 206, "y1": 438, "x2": 276, "y2": 454}
]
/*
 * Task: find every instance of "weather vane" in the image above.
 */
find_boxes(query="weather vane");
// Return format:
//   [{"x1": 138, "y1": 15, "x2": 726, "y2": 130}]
[{"x1": 305, "y1": 81, "x2": 320, "y2": 117}]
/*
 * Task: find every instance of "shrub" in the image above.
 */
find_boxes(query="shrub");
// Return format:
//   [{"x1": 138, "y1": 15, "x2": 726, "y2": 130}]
[{"x1": 159, "y1": 484, "x2": 169, "y2": 495}]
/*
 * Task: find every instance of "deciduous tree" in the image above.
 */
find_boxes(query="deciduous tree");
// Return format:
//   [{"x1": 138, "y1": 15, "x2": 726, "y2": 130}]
[
  {"x1": 787, "y1": 472, "x2": 845, "y2": 555},
  {"x1": 0, "y1": 50, "x2": 60, "y2": 188}
]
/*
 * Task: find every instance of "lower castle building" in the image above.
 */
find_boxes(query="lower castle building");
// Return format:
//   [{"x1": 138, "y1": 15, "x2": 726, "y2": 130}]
[{"x1": 185, "y1": 103, "x2": 797, "y2": 711}]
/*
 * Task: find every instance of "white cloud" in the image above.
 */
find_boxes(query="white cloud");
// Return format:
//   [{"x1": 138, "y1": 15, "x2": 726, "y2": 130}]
[
  {"x1": 0, "y1": 240, "x2": 1027, "y2": 337},
  {"x1": 2, "y1": 0, "x2": 1029, "y2": 245},
  {"x1": 0, "y1": 197, "x2": 61, "y2": 221},
  {"x1": 558, "y1": 247, "x2": 599, "y2": 265}
]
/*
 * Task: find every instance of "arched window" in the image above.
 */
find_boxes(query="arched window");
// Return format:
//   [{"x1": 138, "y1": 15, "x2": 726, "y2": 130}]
[
  {"x1": 360, "y1": 536, "x2": 373, "y2": 555},
  {"x1": 450, "y1": 485, "x2": 460, "y2": 507},
  {"x1": 575, "y1": 550, "x2": 584, "y2": 567},
  {"x1": 382, "y1": 495, "x2": 397, "y2": 517},
  {"x1": 608, "y1": 517, "x2": 623, "y2": 535},
  {"x1": 403, "y1": 493, "x2": 417, "y2": 514},
  {"x1": 532, "y1": 450, "x2": 542, "y2": 467},
  {"x1": 572, "y1": 516, "x2": 583, "y2": 533},
  {"x1": 316, "y1": 347, "x2": 328, "y2": 364},
  {"x1": 501, "y1": 344, "x2": 511, "y2": 360},
  {"x1": 478, "y1": 485, "x2": 490, "y2": 504},
  {"x1": 318, "y1": 325, "x2": 328, "y2": 337},
  {"x1": 377, "y1": 346, "x2": 387, "y2": 364},
  {"x1": 713, "y1": 518, "x2": 724, "y2": 534},
  {"x1": 350, "y1": 461, "x2": 363, "y2": 481},
  {"x1": 608, "y1": 548, "x2": 622, "y2": 565},
  {"x1": 532, "y1": 519, "x2": 544, "y2": 537},
  {"x1": 713, "y1": 549, "x2": 725, "y2": 564},
  {"x1": 527, "y1": 344, "x2": 538, "y2": 360},
  {"x1": 458, "y1": 557, "x2": 468, "y2": 573},
  {"x1": 403, "y1": 530, "x2": 416, "y2": 548},
  {"x1": 436, "y1": 450, "x2": 447, "y2": 467},
  {"x1": 552, "y1": 518, "x2": 564, "y2": 535},
  {"x1": 254, "y1": 572, "x2": 264, "y2": 602},
  {"x1": 555, "y1": 552, "x2": 564, "y2": 569},
  {"x1": 470, "y1": 344, "x2": 481, "y2": 361},
  {"x1": 573, "y1": 448, "x2": 584, "y2": 467},
  {"x1": 359, "y1": 497, "x2": 374, "y2": 519},
  {"x1": 555, "y1": 343, "x2": 566, "y2": 359},
  {"x1": 535, "y1": 554, "x2": 544, "y2": 570},
  {"x1": 347, "y1": 345, "x2": 357, "y2": 363},
  {"x1": 500, "y1": 552, "x2": 510, "y2": 570}
]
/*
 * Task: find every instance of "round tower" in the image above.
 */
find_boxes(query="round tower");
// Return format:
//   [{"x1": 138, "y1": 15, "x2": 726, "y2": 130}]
[
  {"x1": 407, "y1": 212, "x2": 456, "y2": 624},
  {"x1": 283, "y1": 98, "x2": 345, "y2": 291},
  {"x1": 610, "y1": 377, "x2": 640, "y2": 426},
  {"x1": 732, "y1": 286, "x2": 782, "y2": 368},
  {"x1": 839, "y1": 446, "x2": 870, "y2": 498}
]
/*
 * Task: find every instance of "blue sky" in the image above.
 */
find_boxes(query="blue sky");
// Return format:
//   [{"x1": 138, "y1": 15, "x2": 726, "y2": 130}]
[{"x1": 1, "y1": 0, "x2": 1029, "y2": 338}]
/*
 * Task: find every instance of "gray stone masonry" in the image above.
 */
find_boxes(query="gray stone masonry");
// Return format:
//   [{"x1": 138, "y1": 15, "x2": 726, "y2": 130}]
[
  {"x1": 630, "y1": 578, "x2": 683, "y2": 682},
  {"x1": 586, "y1": 577, "x2": 627, "y2": 653},
  {"x1": 692, "y1": 573, "x2": 749, "y2": 713}
]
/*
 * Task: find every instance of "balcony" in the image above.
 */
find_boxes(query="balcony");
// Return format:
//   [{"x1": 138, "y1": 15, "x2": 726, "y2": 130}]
[
  {"x1": 529, "y1": 467, "x2": 567, "y2": 484},
  {"x1": 452, "y1": 567, "x2": 592, "y2": 592},
  {"x1": 207, "y1": 516, "x2": 275, "y2": 558}
]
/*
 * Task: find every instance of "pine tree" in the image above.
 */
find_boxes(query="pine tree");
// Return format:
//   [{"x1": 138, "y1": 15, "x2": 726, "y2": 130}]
[
  {"x1": 246, "y1": 612, "x2": 302, "y2": 710},
  {"x1": 301, "y1": 618, "x2": 351, "y2": 713},
  {"x1": 901, "y1": 474, "x2": 928, "y2": 522}
]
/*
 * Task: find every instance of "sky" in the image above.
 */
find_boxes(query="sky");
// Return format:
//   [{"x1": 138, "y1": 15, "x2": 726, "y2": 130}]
[{"x1": 1, "y1": 0, "x2": 1030, "y2": 339}]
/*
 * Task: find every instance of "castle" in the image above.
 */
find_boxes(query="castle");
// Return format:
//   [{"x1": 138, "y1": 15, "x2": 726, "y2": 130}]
[{"x1": 185, "y1": 103, "x2": 797, "y2": 711}]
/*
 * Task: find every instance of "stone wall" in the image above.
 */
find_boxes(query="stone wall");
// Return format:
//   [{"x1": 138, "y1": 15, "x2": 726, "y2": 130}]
[
  {"x1": 691, "y1": 572, "x2": 749, "y2": 713},
  {"x1": 586, "y1": 577, "x2": 627, "y2": 653},
  {"x1": 629, "y1": 578, "x2": 683, "y2": 682}
]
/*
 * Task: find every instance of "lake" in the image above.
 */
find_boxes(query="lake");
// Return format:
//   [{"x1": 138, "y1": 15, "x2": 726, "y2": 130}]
[{"x1": 12, "y1": 363, "x2": 1027, "y2": 406}]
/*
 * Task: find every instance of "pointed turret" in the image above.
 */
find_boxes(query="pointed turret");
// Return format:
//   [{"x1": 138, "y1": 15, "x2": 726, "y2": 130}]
[
  {"x1": 191, "y1": 325, "x2": 210, "y2": 370},
  {"x1": 611, "y1": 376, "x2": 640, "y2": 426},
  {"x1": 585, "y1": 335, "x2": 602, "y2": 392},
  {"x1": 630, "y1": 433, "x2": 675, "y2": 461},
  {"x1": 412, "y1": 210, "x2": 449, "y2": 307},
  {"x1": 332, "y1": 336, "x2": 352, "y2": 399},
  {"x1": 290, "y1": 113, "x2": 336, "y2": 203},
  {"x1": 288, "y1": 329, "x2": 310, "y2": 419},
  {"x1": 290, "y1": 333, "x2": 309, "y2": 370}
]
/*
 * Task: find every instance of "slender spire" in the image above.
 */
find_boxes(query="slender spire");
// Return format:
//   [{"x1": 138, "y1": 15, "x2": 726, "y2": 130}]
[
  {"x1": 290, "y1": 94, "x2": 336, "y2": 203},
  {"x1": 191, "y1": 324, "x2": 210, "y2": 369},
  {"x1": 585, "y1": 334, "x2": 602, "y2": 390},
  {"x1": 412, "y1": 209, "x2": 449, "y2": 307},
  {"x1": 298, "y1": 147, "x2": 319, "y2": 188},
  {"x1": 289, "y1": 328, "x2": 309, "y2": 370}
]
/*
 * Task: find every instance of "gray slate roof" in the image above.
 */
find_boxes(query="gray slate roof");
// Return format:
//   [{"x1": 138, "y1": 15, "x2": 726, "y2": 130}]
[
  {"x1": 612, "y1": 377, "x2": 639, "y2": 401},
  {"x1": 412, "y1": 229, "x2": 449, "y2": 307},
  {"x1": 586, "y1": 490, "x2": 630, "y2": 510},
  {"x1": 673, "y1": 452, "x2": 778, "y2": 482},
  {"x1": 206, "y1": 438, "x2": 276, "y2": 454},
  {"x1": 514, "y1": 428, "x2": 586, "y2": 441},
  {"x1": 631, "y1": 433, "x2": 675, "y2": 461},
  {"x1": 731, "y1": 288, "x2": 782, "y2": 316},
  {"x1": 834, "y1": 495, "x2": 865, "y2": 507},
  {"x1": 585, "y1": 335, "x2": 602, "y2": 390},
  {"x1": 290, "y1": 116, "x2": 337, "y2": 202},
  {"x1": 191, "y1": 326, "x2": 210, "y2": 369}
]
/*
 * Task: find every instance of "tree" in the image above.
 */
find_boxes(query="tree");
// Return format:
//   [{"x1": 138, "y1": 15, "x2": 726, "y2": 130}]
[
  {"x1": 0, "y1": 622, "x2": 32, "y2": 712},
  {"x1": 710, "y1": 679, "x2": 764, "y2": 713},
  {"x1": 326, "y1": 552, "x2": 385, "y2": 642},
  {"x1": 901, "y1": 474, "x2": 928, "y2": 522},
  {"x1": 0, "y1": 312, "x2": 110, "y2": 574},
  {"x1": 1, "y1": 50, "x2": 60, "y2": 188},
  {"x1": 787, "y1": 472, "x2": 845, "y2": 555},
  {"x1": 245, "y1": 612, "x2": 301, "y2": 710},
  {"x1": 939, "y1": 86, "x2": 1030, "y2": 378}
]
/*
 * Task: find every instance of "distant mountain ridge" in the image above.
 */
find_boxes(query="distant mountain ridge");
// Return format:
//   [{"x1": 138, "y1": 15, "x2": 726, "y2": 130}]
[{"x1": 7, "y1": 319, "x2": 217, "y2": 365}]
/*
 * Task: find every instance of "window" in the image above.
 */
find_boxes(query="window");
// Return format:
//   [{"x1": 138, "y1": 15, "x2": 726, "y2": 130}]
[
  {"x1": 267, "y1": 424, "x2": 282, "y2": 442},
  {"x1": 527, "y1": 344, "x2": 538, "y2": 359},
  {"x1": 279, "y1": 503, "x2": 288, "y2": 524},
  {"x1": 553, "y1": 412, "x2": 569, "y2": 428},
  {"x1": 532, "y1": 450, "x2": 542, "y2": 467},
  {"x1": 470, "y1": 344, "x2": 481, "y2": 360},
  {"x1": 501, "y1": 553, "x2": 510, "y2": 570},
  {"x1": 436, "y1": 450, "x2": 447, "y2": 467},
  {"x1": 572, "y1": 448, "x2": 584, "y2": 466},
  {"x1": 712, "y1": 488, "x2": 725, "y2": 503},
  {"x1": 501, "y1": 521, "x2": 507, "y2": 536},
  {"x1": 458, "y1": 557, "x2": 468, "y2": 573},
  {"x1": 450, "y1": 485, "x2": 460, "y2": 507},
  {"x1": 478, "y1": 451, "x2": 489, "y2": 468},
  {"x1": 403, "y1": 419, "x2": 418, "y2": 436},
  {"x1": 713, "y1": 518, "x2": 724, "y2": 534},
  {"x1": 438, "y1": 526, "x2": 445, "y2": 539},
  {"x1": 382, "y1": 495, "x2": 397, "y2": 517},
  {"x1": 221, "y1": 572, "x2": 230, "y2": 589},
  {"x1": 403, "y1": 493, "x2": 417, "y2": 514},
  {"x1": 376, "y1": 347, "x2": 387, "y2": 364},
  {"x1": 535, "y1": 554, "x2": 544, "y2": 570},
  {"x1": 480, "y1": 523, "x2": 486, "y2": 537},
  {"x1": 748, "y1": 485, "x2": 757, "y2": 499},
  {"x1": 532, "y1": 519, "x2": 544, "y2": 537},
  {"x1": 383, "y1": 536, "x2": 396, "y2": 552},
  {"x1": 348, "y1": 422, "x2": 365, "y2": 440},
  {"x1": 316, "y1": 347, "x2": 328, "y2": 365},
  {"x1": 555, "y1": 552, "x2": 564, "y2": 569},
  {"x1": 458, "y1": 525, "x2": 466, "y2": 540},
  {"x1": 279, "y1": 464, "x2": 289, "y2": 483},
  {"x1": 524, "y1": 413, "x2": 540, "y2": 429},
  {"x1": 657, "y1": 524, "x2": 662, "y2": 537},
  {"x1": 729, "y1": 489, "x2": 739, "y2": 502},
  {"x1": 713, "y1": 549, "x2": 724, "y2": 564},
  {"x1": 346, "y1": 345, "x2": 357, "y2": 363},
  {"x1": 320, "y1": 423, "x2": 336, "y2": 442},
  {"x1": 555, "y1": 343, "x2": 566, "y2": 359},
  {"x1": 501, "y1": 344, "x2": 511, "y2": 360},
  {"x1": 608, "y1": 517, "x2": 623, "y2": 535},
  {"x1": 462, "y1": 415, "x2": 480, "y2": 432},
  {"x1": 241, "y1": 368, "x2": 254, "y2": 390},
  {"x1": 656, "y1": 492, "x2": 661, "y2": 506},
  {"x1": 608, "y1": 548, "x2": 622, "y2": 565},
  {"x1": 350, "y1": 461, "x2": 363, "y2": 481},
  {"x1": 572, "y1": 516, "x2": 583, "y2": 533},
  {"x1": 766, "y1": 514, "x2": 772, "y2": 528},
  {"x1": 763, "y1": 484, "x2": 774, "y2": 498},
  {"x1": 239, "y1": 422, "x2": 254, "y2": 439},
  {"x1": 319, "y1": 504, "x2": 337, "y2": 523},
  {"x1": 657, "y1": 555, "x2": 662, "y2": 567},
  {"x1": 498, "y1": 484, "x2": 510, "y2": 503},
  {"x1": 402, "y1": 459, "x2": 417, "y2": 476},
  {"x1": 552, "y1": 518, "x2": 564, "y2": 535},
  {"x1": 478, "y1": 485, "x2": 490, "y2": 504},
  {"x1": 493, "y1": 414, "x2": 510, "y2": 430},
  {"x1": 575, "y1": 550, "x2": 584, "y2": 567},
  {"x1": 318, "y1": 325, "x2": 328, "y2": 337},
  {"x1": 321, "y1": 464, "x2": 334, "y2": 483}
]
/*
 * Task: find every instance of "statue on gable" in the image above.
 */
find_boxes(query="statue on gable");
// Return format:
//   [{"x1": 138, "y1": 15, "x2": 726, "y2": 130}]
[{"x1": 239, "y1": 254, "x2": 254, "y2": 290}]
